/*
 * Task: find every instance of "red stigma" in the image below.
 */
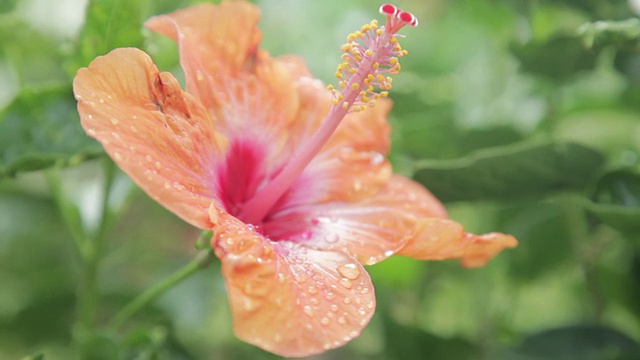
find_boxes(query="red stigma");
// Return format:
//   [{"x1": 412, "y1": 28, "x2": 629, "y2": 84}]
[{"x1": 379, "y1": 4, "x2": 398, "y2": 16}]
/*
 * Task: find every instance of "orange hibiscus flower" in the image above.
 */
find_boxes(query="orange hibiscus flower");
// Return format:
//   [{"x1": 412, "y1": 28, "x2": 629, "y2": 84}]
[{"x1": 73, "y1": 1, "x2": 517, "y2": 357}]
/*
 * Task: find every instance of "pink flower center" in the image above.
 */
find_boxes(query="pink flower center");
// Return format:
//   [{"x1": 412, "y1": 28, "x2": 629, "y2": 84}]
[{"x1": 236, "y1": 4, "x2": 418, "y2": 225}]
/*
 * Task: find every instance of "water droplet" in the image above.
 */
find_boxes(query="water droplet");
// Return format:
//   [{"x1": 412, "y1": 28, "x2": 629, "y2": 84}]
[
  {"x1": 353, "y1": 180, "x2": 363, "y2": 191},
  {"x1": 110, "y1": 117, "x2": 118, "y2": 125},
  {"x1": 196, "y1": 70, "x2": 205, "y2": 81},
  {"x1": 325, "y1": 292, "x2": 336, "y2": 301},
  {"x1": 324, "y1": 233, "x2": 340, "y2": 243},
  {"x1": 130, "y1": 125, "x2": 138, "y2": 133},
  {"x1": 308, "y1": 285, "x2": 318, "y2": 295},
  {"x1": 301, "y1": 230, "x2": 312, "y2": 240},
  {"x1": 310, "y1": 297, "x2": 319, "y2": 305},
  {"x1": 384, "y1": 250, "x2": 394, "y2": 257},
  {"x1": 343, "y1": 297, "x2": 351, "y2": 304},
  {"x1": 87, "y1": 114, "x2": 93, "y2": 120},
  {"x1": 366, "y1": 301, "x2": 374, "y2": 309},
  {"x1": 87, "y1": 129, "x2": 96, "y2": 136},
  {"x1": 338, "y1": 316, "x2": 347, "y2": 325},
  {"x1": 164, "y1": 182, "x2": 171, "y2": 189},
  {"x1": 337, "y1": 263, "x2": 360, "y2": 280},
  {"x1": 320, "y1": 317, "x2": 330, "y2": 326},
  {"x1": 154, "y1": 161, "x2": 162, "y2": 170},
  {"x1": 303, "y1": 305, "x2": 315, "y2": 317},
  {"x1": 277, "y1": 273, "x2": 286, "y2": 283},
  {"x1": 358, "y1": 307, "x2": 367, "y2": 316},
  {"x1": 273, "y1": 333, "x2": 282, "y2": 342},
  {"x1": 330, "y1": 304, "x2": 339, "y2": 312},
  {"x1": 275, "y1": 297, "x2": 283, "y2": 306},
  {"x1": 370, "y1": 152, "x2": 385, "y2": 165},
  {"x1": 339, "y1": 278, "x2": 352, "y2": 289},
  {"x1": 111, "y1": 132, "x2": 120, "y2": 140},
  {"x1": 113, "y1": 151, "x2": 122, "y2": 161},
  {"x1": 242, "y1": 298, "x2": 259, "y2": 311},
  {"x1": 98, "y1": 98, "x2": 105, "y2": 104}
]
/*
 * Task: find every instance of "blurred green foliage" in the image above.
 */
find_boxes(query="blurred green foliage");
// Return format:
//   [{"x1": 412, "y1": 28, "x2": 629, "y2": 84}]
[{"x1": 1, "y1": 0, "x2": 640, "y2": 359}]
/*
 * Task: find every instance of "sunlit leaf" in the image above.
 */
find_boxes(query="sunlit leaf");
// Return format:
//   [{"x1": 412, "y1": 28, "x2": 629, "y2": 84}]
[{"x1": 412, "y1": 140, "x2": 605, "y2": 202}]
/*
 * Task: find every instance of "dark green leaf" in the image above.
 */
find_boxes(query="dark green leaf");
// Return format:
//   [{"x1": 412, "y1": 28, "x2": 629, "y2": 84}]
[
  {"x1": 506, "y1": 325, "x2": 640, "y2": 360},
  {"x1": 412, "y1": 140, "x2": 605, "y2": 202},
  {"x1": 584, "y1": 169, "x2": 640, "y2": 235},
  {"x1": 0, "y1": 87, "x2": 104, "y2": 178},
  {"x1": 381, "y1": 315, "x2": 478, "y2": 360},
  {"x1": 511, "y1": 35, "x2": 600, "y2": 81}
]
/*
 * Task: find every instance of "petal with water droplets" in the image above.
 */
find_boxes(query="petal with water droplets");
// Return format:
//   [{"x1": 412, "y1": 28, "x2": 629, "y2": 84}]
[
  {"x1": 73, "y1": 48, "x2": 228, "y2": 229},
  {"x1": 212, "y1": 211, "x2": 375, "y2": 357},
  {"x1": 265, "y1": 174, "x2": 448, "y2": 265}
]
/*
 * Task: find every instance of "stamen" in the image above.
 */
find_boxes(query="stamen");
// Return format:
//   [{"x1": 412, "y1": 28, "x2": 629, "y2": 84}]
[{"x1": 238, "y1": 4, "x2": 417, "y2": 225}]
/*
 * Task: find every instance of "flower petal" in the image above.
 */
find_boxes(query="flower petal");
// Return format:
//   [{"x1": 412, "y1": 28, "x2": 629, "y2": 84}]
[
  {"x1": 211, "y1": 209, "x2": 375, "y2": 357},
  {"x1": 385, "y1": 177, "x2": 518, "y2": 267},
  {"x1": 73, "y1": 48, "x2": 227, "y2": 229},
  {"x1": 145, "y1": 1, "x2": 262, "y2": 107},
  {"x1": 265, "y1": 175, "x2": 448, "y2": 265},
  {"x1": 398, "y1": 219, "x2": 518, "y2": 268},
  {"x1": 277, "y1": 100, "x2": 395, "y2": 212}
]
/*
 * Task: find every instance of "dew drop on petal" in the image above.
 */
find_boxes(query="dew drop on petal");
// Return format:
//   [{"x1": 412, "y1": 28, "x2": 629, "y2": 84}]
[
  {"x1": 154, "y1": 161, "x2": 162, "y2": 170},
  {"x1": 324, "y1": 233, "x2": 340, "y2": 244},
  {"x1": 337, "y1": 263, "x2": 361, "y2": 280},
  {"x1": 343, "y1": 297, "x2": 351, "y2": 304},
  {"x1": 110, "y1": 118, "x2": 118, "y2": 125},
  {"x1": 308, "y1": 285, "x2": 318, "y2": 295},
  {"x1": 339, "y1": 278, "x2": 353, "y2": 289},
  {"x1": 338, "y1": 316, "x2": 347, "y2": 325},
  {"x1": 87, "y1": 129, "x2": 96, "y2": 136},
  {"x1": 358, "y1": 307, "x2": 367, "y2": 316},
  {"x1": 321, "y1": 317, "x2": 330, "y2": 326},
  {"x1": 113, "y1": 152, "x2": 122, "y2": 161},
  {"x1": 243, "y1": 298, "x2": 259, "y2": 311},
  {"x1": 384, "y1": 250, "x2": 394, "y2": 257},
  {"x1": 330, "y1": 304, "x2": 339, "y2": 312},
  {"x1": 371, "y1": 152, "x2": 385, "y2": 165},
  {"x1": 325, "y1": 292, "x2": 336, "y2": 301},
  {"x1": 303, "y1": 305, "x2": 315, "y2": 317}
]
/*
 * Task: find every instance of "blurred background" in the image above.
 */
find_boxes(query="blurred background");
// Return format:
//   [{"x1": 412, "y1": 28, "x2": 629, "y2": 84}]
[{"x1": 1, "y1": 0, "x2": 640, "y2": 359}]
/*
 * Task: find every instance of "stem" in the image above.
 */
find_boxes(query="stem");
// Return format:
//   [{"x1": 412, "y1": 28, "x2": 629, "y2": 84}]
[
  {"x1": 78, "y1": 159, "x2": 116, "y2": 329},
  {"x1": 109, "y1": 247, "x2": 215, "y2": 329}
]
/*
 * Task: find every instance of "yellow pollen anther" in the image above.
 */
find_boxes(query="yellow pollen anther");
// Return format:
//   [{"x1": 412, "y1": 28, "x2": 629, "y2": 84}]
[
  {"x1": 348, "y1": 68, "x2": 356, "y2": 75},
  {"x1": 365, "y1": 49, "x2": 373, "y2": 56},
  {"x1": 352, "y1": 83, "x2": 360, "y2": 90},
  {"x1": 376, "y1": 29, "x2": 384, "y2": 35},
  {"x1": 381, "y1": 91, "x2": 389, "y2": 97},
  {"x1": 390, "y1": 37, "x2": 398, "y2": 44}
]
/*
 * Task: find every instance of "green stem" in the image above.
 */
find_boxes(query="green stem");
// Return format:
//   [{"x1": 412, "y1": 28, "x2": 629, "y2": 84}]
[
  {"x1": 78, "y1": 159, "x2": 117, "y2": 329},
  {"x1": 109, "y1": 247, "x2": 215, "y2": 329}
]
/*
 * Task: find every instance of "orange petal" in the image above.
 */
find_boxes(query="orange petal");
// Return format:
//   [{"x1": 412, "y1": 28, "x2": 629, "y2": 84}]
[
  {"x1": 398, "y1": 218, "x2": 518, "y2": 268},
  {"x1": 145, "y1": 1, "x2": 262, "y2": 107},
  {"x1": 212, "y1": 209, "x2": 375, "y2": 357},
  {"x1": 392, "y1": 178, "x2": 518, "y2": 267},
  {"x1": 73, "y1": 48, "x2": 227, "y2": 229},
  {"x1": 266, "y1": 175, "x2": 448, "y2": 265}
]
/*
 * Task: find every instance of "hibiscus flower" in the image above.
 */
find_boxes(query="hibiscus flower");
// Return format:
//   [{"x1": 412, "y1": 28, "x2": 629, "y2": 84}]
[{"x1": 73, "y1": 1, "x2": 517, "y2": 357}]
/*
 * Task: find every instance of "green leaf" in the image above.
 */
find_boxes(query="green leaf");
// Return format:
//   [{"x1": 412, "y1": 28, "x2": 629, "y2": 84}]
[
  {"x1": 381, "y1": 315, "x2": 478, "y2": 360},
  {"x1": 506, "y1": 325, "x2": 640, "y2": 360},
  {"x1": 511, "y1": 34, "x2": 600, "y2": 81},
  {"x1": 20, "y1": 353, "x2": 44, "y2": 360},
  {"x1": 73, "y1": 0, "x2": 147, "y2": 69},
  {"x1": 584, "y1": 169, "x2": 640, "y2": 235},
  {"x1": 579, "y1": 18, "x2": 640, "y2": 50},
  {"x1": 412, "y1": 140, "x2": 605, "y2": 202},
  {"x1": 0, "y1": 86, "x2": 103, "y2": 178}
]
